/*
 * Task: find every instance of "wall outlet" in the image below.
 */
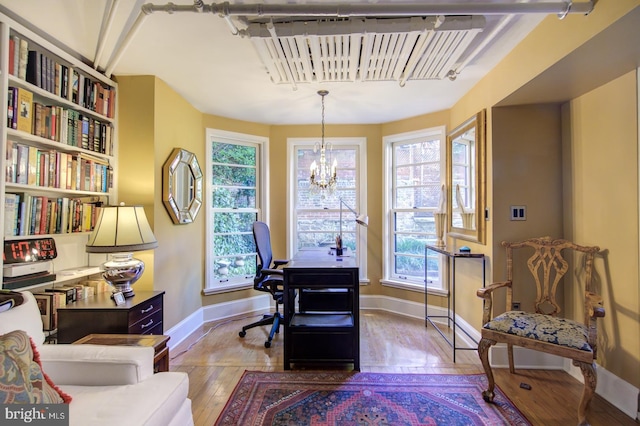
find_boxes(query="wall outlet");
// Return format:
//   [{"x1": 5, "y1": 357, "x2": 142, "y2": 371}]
[
  {"x1": 510, "y1": 205, "x2": 527, "y2": 221},
  {"x1": 512, "y1": 301, "x2": 521, "y2": 310}
]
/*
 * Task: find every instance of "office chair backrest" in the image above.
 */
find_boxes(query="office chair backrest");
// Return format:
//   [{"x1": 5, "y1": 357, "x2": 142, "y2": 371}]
[{"x1": 253, "y1": 221, "x2": 273, "y2": 277}]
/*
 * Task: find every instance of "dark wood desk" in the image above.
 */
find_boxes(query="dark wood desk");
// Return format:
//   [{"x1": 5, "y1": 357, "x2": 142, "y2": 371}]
[{"x1": 283, "y1": 248, "x2": 360, "y2": 370}]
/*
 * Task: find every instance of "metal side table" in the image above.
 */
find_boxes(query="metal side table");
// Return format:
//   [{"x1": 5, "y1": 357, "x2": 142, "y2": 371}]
[{"x1": 425, "y1": 244, "x2": 485, "y2": 362}]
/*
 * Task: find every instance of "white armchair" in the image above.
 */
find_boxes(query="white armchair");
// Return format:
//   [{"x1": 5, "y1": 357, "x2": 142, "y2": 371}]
[{"x1": 0, "y1": 291, "x2": 193, "y2": 426}]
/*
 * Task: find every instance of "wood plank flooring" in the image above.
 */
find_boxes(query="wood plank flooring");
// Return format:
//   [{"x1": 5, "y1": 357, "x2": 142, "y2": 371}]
[{"x1": 169, "y1": 310, "x2": 635, "y2": 426}]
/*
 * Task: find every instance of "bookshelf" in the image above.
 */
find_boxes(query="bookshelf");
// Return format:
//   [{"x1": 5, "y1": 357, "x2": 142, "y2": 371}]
[{"x1": 0, "y1": 12, "x2": 118, "y2": 291}]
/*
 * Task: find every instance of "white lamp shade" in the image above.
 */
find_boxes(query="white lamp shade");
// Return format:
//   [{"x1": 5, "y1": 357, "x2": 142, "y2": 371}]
[{"x1": 86, "y1": 205, "x2": 158, "y2": 253}]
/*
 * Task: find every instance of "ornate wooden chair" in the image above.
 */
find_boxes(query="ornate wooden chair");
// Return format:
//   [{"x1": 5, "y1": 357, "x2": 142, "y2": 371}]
[{"x1": 476, "y1": 237, "x2": 603, "y2": 426}]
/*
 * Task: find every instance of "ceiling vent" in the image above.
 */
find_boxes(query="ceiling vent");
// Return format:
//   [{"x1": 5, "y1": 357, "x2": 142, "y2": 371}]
[{"x1": 246, "y1": 16, "x2": 485, "y2": 87}]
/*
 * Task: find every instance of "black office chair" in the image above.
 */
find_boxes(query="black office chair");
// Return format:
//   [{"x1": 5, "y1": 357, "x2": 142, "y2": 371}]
[{"x1": 238, "y1": 221, "x2": 289, "y2": 348}]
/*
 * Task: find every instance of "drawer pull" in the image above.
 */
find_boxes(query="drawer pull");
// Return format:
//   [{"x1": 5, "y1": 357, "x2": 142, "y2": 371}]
[
  {"x1": 141, "y1": 305, "x2": 154, "y2": 314},
  {"x1": 140, "y1": 319, "x2": 154, "y2": 329}
]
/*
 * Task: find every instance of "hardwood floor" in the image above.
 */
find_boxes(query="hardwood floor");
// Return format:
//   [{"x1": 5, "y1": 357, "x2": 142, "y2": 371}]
[{"x1": 169, "y1": 310, "x2": 635, "y2": 426}]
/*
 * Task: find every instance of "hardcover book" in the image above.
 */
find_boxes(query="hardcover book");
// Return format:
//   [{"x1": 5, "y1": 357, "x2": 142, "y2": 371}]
[
  {"x1": 15, "y1": 87, "x2": 34, "y2": 133},
  {"x1": 34, "y1": 292, "x2": 57, "y2": 331}
]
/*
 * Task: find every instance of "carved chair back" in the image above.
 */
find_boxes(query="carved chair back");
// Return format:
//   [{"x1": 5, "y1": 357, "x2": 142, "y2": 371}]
[
  {"x1": 503, "y1": 237, "x2": 601, "y2": 353},
  {"x1": 504, "y1": 237, "x2": 598, "y2": 318}
]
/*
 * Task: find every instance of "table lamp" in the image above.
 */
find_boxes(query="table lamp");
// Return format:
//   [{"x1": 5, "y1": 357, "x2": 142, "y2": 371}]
[{"x1": 86, "y1": 204, "x2": 158, "y2": 298}]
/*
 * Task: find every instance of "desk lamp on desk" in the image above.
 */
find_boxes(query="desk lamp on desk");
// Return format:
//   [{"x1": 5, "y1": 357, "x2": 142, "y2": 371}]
[{"x1": 338, "y1": 198, "x2": 368, "y2": 256}]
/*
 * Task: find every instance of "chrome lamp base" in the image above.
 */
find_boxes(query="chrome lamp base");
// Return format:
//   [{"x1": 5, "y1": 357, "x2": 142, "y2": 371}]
[{"x1": 102, "y1": 253, "x2": 145, "y2": 298}]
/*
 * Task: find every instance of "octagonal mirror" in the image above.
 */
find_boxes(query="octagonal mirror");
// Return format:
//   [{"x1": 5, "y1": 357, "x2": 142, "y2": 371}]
[{"x1": 162, "y1": 148, "x2": 203, "y2": 224}]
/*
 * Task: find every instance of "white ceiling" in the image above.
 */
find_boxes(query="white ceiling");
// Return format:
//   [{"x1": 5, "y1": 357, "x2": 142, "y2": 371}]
[{"x1": 0, "y1": 0, "x2": 555, "y2": 125}]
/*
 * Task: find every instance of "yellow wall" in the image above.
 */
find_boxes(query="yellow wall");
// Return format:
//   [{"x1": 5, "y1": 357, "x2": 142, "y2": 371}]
[
  {"x1": 562, "y1": 71, "x2": 639, "y2": 384},
  {"x1": 117, "y1": 75, "x2": 205, "y2": 328},
  {"x1": 115, "y1": 75, "x2": 156, "y2": 290},
  {"x1": 115, "y1": 0, "x2": 640, "y2": 390}
]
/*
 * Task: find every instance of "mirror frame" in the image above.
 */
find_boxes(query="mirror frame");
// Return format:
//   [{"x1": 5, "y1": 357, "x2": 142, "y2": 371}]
[
  {"x1": 446, "y1": 109, "x2": 486, "y2": 244},
  {"x1": 162, "y1": 148, "x2": 203, "y2": 224}
]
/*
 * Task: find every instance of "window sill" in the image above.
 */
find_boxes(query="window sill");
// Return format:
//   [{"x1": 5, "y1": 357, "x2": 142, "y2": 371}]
[
  {"x1": 203, "y1": 281, "x2": 252, "y2": 295},
  {"x1": 380, "y1": 279, "x2": 448, "y2": 297}
]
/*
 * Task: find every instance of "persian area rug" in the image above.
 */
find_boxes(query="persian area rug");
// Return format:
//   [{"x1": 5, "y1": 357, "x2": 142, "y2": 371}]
[{"x1": 214, "y1": 371, "x2": 530, "y2": 426}]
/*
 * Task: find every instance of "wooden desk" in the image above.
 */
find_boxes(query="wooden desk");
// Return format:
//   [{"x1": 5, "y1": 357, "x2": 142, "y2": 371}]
[
  {"x1": 73, "y1": 333, "x2": 170, "y2": 373},
  {"x1": 283, "y1": 248, "x2": 360, "y2": 370}
]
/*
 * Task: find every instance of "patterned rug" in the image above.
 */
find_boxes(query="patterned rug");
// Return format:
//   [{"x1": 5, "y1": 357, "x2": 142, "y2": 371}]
[{"x1": 215, "y1": 371, "x2": 530, "y2": 425}]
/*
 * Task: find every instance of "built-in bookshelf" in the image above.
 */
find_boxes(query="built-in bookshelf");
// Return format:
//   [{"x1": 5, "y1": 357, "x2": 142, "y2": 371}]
[{"x1": 0, "y1": 12, "x2": 118, "y2": 290}]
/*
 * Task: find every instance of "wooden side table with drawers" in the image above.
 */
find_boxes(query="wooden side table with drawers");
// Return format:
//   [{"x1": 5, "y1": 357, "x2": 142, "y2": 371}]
[{"x1": 56, "y1": 291, "x2": 164, "y2": 344}]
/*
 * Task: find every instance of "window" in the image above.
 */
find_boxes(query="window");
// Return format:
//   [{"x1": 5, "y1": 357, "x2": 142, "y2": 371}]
[
  {"x1": 287, "y1": 138, "x2": 368, "y2": 280},
  {"x1": 204, "y1": 129, "x2": 268, "y2": 294},
  {"x1": 382, "y1": 127, "x2": 446, "y2": 293}
]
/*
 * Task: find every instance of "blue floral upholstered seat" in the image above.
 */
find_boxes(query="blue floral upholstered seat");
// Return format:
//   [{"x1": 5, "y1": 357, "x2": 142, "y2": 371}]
[
  {"x1": 476, "y1": 237, "x2": 603, "y2": 426},
  {"x1": 483, "y1": 311, "x2": 591, "y2": 352}
]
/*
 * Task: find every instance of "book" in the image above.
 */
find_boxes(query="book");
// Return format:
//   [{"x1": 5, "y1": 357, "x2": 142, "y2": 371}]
[
  {"x1": 80, "y1": 115, "x2": 90, "y2": 149},
  {"x1": 15, "y1": 87, "x2": 34, "y2": 133},
  {"x1": 8, "y1": 87, "x2": 18, "y2": 129},
  {"x1": 17, "y1": 193, "x2": 32, "y2": 236},
  {"x1": 26, "y1": 49, "x2": 42, "y2": 87},
  {"x1": 34, "y1": 292, "x2": 57, "y2": 331},
  {"x1": 7, "y1": 87, "x2": 15, "y2": 128},
  {"x1": 9, "y1": 34, "x2": 19, "y2": 76},
  {"x1": 5, "y1": 140, "x2": 17, "y2": 183},
  {"x1": 15, "y1": 143, "x2": 29, "y2": 185},
  {"x1": 4, "y1": 193, "x2": 19, "y2": 237},
  {"x1": 82, "y1": 279, "x2": 109, "y2": 294},
  {"x1": 46, "y1": 286, "x2": 75, "y2": 305},
  {"x1": 27, "y1": 145, "x2": 39, "y2": 186},
  {"x1": 17, "y1": 37, "x2": 29, "y2": 80}
]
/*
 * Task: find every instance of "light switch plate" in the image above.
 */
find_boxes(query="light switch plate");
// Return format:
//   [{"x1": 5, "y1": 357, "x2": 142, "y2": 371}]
[{"x1": 510, "y1": 205, "x2": 526, "y2": 221}]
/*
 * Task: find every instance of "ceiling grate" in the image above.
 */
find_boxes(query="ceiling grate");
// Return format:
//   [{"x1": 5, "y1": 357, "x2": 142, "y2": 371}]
[{"x1": 247, "y1": 16, "x2": 485, "y2": 86}]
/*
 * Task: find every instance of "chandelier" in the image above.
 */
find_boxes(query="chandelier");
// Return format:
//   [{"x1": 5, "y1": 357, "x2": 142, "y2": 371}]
[{"x1": 309, "y1": 90, "x2": 337, "y2": 194}]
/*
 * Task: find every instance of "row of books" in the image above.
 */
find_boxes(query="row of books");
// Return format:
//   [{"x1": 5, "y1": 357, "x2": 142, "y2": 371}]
[
  {"x1": 34, "y1": 280, "x2": 111, "y2": 331},
  {"x1": 8, "y1": 32, "x2": 116, "y2": 118},
  {"x1": 6, "y1": 141, "x2": 112, "y2": 193},
  {"x1": 4, "y1": 193, "x2": 103, "y2": 237},
  {"x1": 7, "y1": 86, "x2": 114, "y2": 155}
]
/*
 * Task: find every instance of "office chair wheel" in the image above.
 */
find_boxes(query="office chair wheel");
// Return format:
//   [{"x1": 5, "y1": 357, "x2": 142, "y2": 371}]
[
  {"x1": 264, "y1": 341, "x2": 271, "y2": 348},
  {"x1": 239, "y1": 331, "x2": 246, "y2": 338}
]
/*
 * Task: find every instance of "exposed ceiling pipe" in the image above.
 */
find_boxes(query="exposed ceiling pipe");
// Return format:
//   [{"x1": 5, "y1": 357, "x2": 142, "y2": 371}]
[
  {"x1": 138, "y1": 1, "x2": 593, "y2": 18},
  {"x1": 104, "y1": 7, "x2": 151, "y2": 77},
  {"x1": 94, "y1": 0, "x2": 120, "y2": 70},
  {"x1": 447, "y1": 0, "x2": 538, "y2": 80},
  {"x1": 205, "y1": 1, "x2": 593, "y2": 18},
  {"x1": 448, "y1": 12, "x2": 518, "y2": 80}
]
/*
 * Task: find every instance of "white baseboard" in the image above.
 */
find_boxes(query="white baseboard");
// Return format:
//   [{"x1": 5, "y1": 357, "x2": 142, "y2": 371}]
[
  {"x1": 165, "y1": 294, "x2": 271, "y2": 350},
  {"x1": 165, "y1": 293, "x2": 637, "y2": 421},
  {"x1": 488, "y1": 344, "x2": 564, "y2": 369}
]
